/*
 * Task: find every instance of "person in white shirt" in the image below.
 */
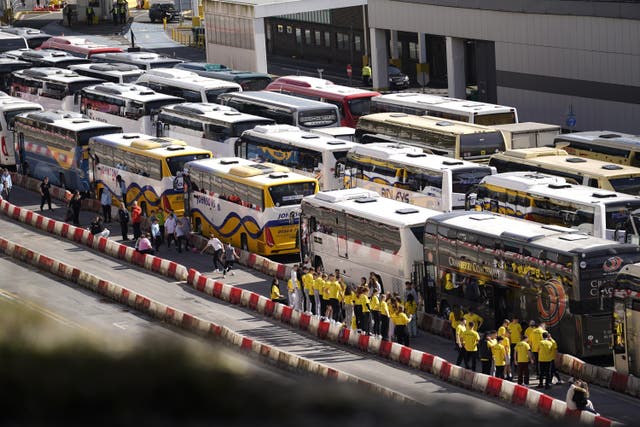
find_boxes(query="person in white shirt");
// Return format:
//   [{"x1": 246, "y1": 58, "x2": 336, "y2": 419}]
[
  {"x1": 175, "y1": 217, "x2": 185, "y2": 253},
  {"x1": 566, "y1": 380, "x2": 598, "y2": 415},
  {"x1": 1, "y1": 169, "x2": 12, "y2": 201},
  {"x1": 201, "y1": 233, "x2": 224, "y2": 272},
  {"x1": 164, "y1": 212, "x2": 177, "y2": 249},
  {"x1": 150, "y1": 218, "x2": 161, "y2": 250},
  {"x1": 100, "y1": 187, "x2": 112, "y2": 222}
]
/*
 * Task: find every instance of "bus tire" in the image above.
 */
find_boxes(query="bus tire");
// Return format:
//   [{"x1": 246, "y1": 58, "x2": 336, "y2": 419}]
[{"x1": 240, "y1": 234, "x2": 248, "y2": 251}]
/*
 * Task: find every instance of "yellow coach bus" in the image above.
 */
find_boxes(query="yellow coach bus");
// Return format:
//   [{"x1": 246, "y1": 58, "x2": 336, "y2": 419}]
[
  {"x1": 554, "y1": 130, "x2": 640, "y2": 167},
  {"x1": 355, "y1": 112, "x2": 507, "y2": 163},
  {"x1": 185, "y1": 157, "x2": 319, "y2": 255},
  {"x1": 89, "y1": 133, "x2": 212, "y2": 215}
]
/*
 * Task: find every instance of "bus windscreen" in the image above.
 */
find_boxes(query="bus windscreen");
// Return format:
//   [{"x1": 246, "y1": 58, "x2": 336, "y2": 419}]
[{"x1": 269, "y1": 181, "x2": 317, "y2": 207}]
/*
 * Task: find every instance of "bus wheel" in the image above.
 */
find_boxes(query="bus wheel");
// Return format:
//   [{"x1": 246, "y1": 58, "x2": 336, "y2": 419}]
[
  {"x1": 314, "y1": 256, "x2": 323, "y2": 273},
  {"x1": 240, "y1": 234, "x2": 248, "y2": 252},
  {"x1": 59, "y1": 173, "x2": 66, "y2": 189},
  {"x1": 194, "y1": 218, "x2": 202, "y2": 234}
]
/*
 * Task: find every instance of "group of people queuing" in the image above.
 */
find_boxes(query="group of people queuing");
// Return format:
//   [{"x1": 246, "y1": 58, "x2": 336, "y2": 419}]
[
  {"x1": 270, "y1": 265, "x2": 418, "y2": 346},
  {"x1": 450, "y1": 310, "x2": 599, "y2": 414}
]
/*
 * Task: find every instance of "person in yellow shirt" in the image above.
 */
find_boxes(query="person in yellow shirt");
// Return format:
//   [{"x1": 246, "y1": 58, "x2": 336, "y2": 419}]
[
  {"x1": 537, "y1": 332, "x2": 555, "y2": 389},
  {"x1": 492, "y1": 336, "x2": 507, "y2": 379},
  {"x1": 320, "y1": 273, "x2": 331, "y2": 317},
  {"x1": 501, "y1": 333, "x2": 512, "y2": 380},
  {"x1": 359, "y1": 287, "x2": 371, "y2": 334},
  {"x1": 507, "y1": 317, "x2": 523, "y2": 369},
  {"x1": 514, "y1": 336, "x2": 532, "y2": 385},
  {"x1": 497, "y1": 319, "x2": 509, "y2": 338},
  {"x1": 464, "y1": 308, "x2": 483, "y2": 331},
  {"x1": 392, "y1": 305, "x2": 411, "y2": 346},
  {"x1": 524, "y1": 320, "x2": 536, "y2": 341},
  {"x1": 462, "y1": 321, "x2": 480, "y2": 371},
  {"x1": 370, "y1": 289, "x2": 381, "y2": 336},
  {"x1": 455, "y1": 318, "x2": 467, "y2": 366},
  {"x1": 405, "y1": 293, "x2": 418, "y2": 338},
  {"x1": 529, "y1": 322, "x2": 546, "y2": 375},
  {"x1": 302, "y1": 267, "x2": 314, "y2": 314},
  {"x1": 270, "y1": 278, "x2": 288, "y2": 305},
  {"x1": 312, "y1": 272, "x2": 323, "y2": 316},
  {"x1": 326, "y1": 273, "x2": 340, "y2": 321},
  {"x1": 379, "y1": 293, "x2": 390, "y2": 340},
  {"x1": 449, "y1": 305, "x2": 462, "y2": 342},
  {"x1": 549, "y1": 333, "x2": 562, "y2": 385}
]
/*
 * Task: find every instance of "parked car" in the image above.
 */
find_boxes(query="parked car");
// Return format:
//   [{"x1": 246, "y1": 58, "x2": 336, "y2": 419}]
[
  {"x1": 149, "y1": 3, "x2": 179, "y2": 23},
  {"x1": 388, "y1": 65, "x2": 410, "y2": 90}
]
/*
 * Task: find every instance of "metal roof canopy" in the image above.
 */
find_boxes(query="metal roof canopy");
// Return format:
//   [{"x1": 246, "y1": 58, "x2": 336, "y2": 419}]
[{"x1": 243, "y1": 0, "x2": 366, "y2": 18}]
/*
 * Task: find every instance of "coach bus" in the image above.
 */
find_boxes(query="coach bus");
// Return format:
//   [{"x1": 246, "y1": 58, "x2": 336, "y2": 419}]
[
  {"x1": 554, "y1": 131, "x2": 640, "y2": 167},
  {"x1": 68, "y1": 63, "x2": 145, "y2": 84},
  {"x1": 80, "y1": 83, "x2": 183, "y2": 134},
  {"x1": 301, "y1": 188, "x2": 439, "y2": 296},
  {"x1": 370, "y1": 92, "x2": 518, "y2": 126},
  {"x1": 471, "y1": 172, "x2": 640, "y2": 243},
  {"x1": 612, "y1": 263, "x2": 640, "y2": 376},
  {"x1": 266, "y1": 76, "x2": 380, "y2": 128},
  {"x1": 185, "y1": 157, "x2": 319, "y2": 255},
  {"x1": 175, "y1": 63, "x2": 273, "y2": 90},
  {"x1": 14, "y1": 110, "x2": 122, "y2": 194},
  {"x1": 10, "y1": 67, "x2": 103, "y2": 112},
  {"x1": 89, "y1": 133, "x2": 211, "y2": 215},
  {"x1": 489, "y1": 147, "x2": 640, "y2": 196},
  {"x1": 135, "y1": 68, "x2": 242, "y2": 103},
  {"x1": 8, "y1": 49, "x2": 90, "y2": 68},
  {"x1": 38, "y1": 36, "x2": 123, "y2": 58},
  {"x1": 237, "y1": 124, "x2": 356, "y2": 190},
  {"x1": 0, "y1": 96, "x2": 43, "y2": 170},
  {"x1": 0, "y1": 57, "x2": 31, "y2": 93},
  {"x1": 422, "y1": 210, "x2": 640, "y2": 358},
  {"x1": 218, "y1": 91, "x2": 340, "y2": 131},
  {"x1": 156, "y1": 103, "x2": 274, "y2": 156},
  {"x1": 344, "y1": 142, "x2": 495, "y2": 211},
  {"x1": 356, "y1": 112, "x2": 507, "y2": 163}
]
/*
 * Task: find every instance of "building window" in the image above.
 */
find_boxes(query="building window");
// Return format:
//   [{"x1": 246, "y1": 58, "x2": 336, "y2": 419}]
[
  {"x1": 296, "y1": 28, "x2": 302, "y2": 44},
  {"x1": 277, "y1": 24, "x2": 284, "y2": 33},
  {"x1": 314, "y1": 30, "x2": 321, "y2": 46},
  {"x1": 354, "y1": 35, "x2": 362, "y2": 52},
  {"x1": 409, "y1": 42, "x2": 419, "y2": 61},
  {"x1": 286, "y1": 25, "x2": 292, "y2": 34},
  {"x1": 337, "y1": 33, "x2": 349, "y2": 50},
  {"x1": 324, "y1": 32, "x2": 331, "y2": 47},
  {"x1": 305, "y1": 29, "x2": 312, "y2": 45}
]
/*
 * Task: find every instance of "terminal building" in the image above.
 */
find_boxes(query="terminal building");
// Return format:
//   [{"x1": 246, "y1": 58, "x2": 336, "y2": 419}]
[{"x1": 203, "y1": 0, "x2": 640, "y2": 133}]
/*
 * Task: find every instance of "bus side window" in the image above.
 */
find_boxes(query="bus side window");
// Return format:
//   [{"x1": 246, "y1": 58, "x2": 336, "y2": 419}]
[{"x1": 587, "y1": 178, "x2": 599, "y2": 188}]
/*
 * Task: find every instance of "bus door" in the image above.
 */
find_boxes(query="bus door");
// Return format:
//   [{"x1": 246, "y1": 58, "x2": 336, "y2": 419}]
[
  {"x1": 613, "y1": 298, "x2": 629, "y2": 374},
  {"x1": 614, "y1": 296, "x2": 640, "y2": 376}
]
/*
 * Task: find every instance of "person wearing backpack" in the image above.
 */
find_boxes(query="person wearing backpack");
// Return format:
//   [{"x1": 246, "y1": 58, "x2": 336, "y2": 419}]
[{"x1": 118, "y1": 202, "x2": 130, "y2": 241}]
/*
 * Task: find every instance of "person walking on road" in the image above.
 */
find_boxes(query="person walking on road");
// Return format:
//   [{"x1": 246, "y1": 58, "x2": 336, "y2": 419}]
[
  {"x1": 222, "y1": 242, "x2": 239, "y2": 276},
  {"x1": 69, "y1": 190, "x2": 82, "y2": 226},
  {"x1": 130, "y1": 201, "x2": 142, "y2": 240},
  {"x1": 1, "y1": 169, "x2": 12, "y2": 201},
  {"x1": 201, "y1": 233, "x2": 224, "y2": 272},
  {"x1": 361, "y1": 64, "x2": 372, "y2": 86},
  {"x1": 40, "y1": 176, "x2": 52, "y2": 211},
  {"x1": 117, "y1": 201, "x2": 129, "y2": 241}
]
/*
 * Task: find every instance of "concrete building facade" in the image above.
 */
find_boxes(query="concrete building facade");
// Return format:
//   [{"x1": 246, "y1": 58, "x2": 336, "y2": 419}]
[{"x1": 367, "y1": 0, "x2": 640, "y2": 132}]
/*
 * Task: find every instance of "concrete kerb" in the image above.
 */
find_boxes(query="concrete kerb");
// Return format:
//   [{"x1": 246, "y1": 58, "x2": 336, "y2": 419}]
[
  {"x1": 0, "y1": 235, "x2": 415, "y2": 404},
  {"x1": 0, "y1": 200, "x2": 625, "y2": 422}
]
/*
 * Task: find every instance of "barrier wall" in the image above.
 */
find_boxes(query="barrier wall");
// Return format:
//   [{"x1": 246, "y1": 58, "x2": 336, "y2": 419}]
[
  {"x1": 0, "y1": 234, "x2": 411, "y2": 404},
  {"x1": 0, "y1": 196, "x2": 627, "y2": 423}
]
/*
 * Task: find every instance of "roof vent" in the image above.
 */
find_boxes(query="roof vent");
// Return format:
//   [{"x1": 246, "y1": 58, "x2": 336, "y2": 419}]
[
  {"x1": 602, "y1": 164, "x2": 623, "y2": 170},
  {"x1": 443, "y1": 159, "x2": 464, "y2": 165},
  {"x1": 592, "y1": 192, "x2": 617, "y2": 198},
  {"x1": 406, "y1": 153, "x2": 427, "y2": 158},
  {"x1": 220, "y1": 159, "x2": 240, "y2": 165},
  {"x1": 566, "y1": 157, "x2": 587, "y2": 163},
  {"x1": 436, "y1": 121, "x2": 454, "y2": 126},
  {"x1": 599, "y1": 133, "x2": 621, "y2": 139},
  {"x1": 396, "y1": 208, "x2": 419, "y2": 215},
  {"x1": 268, "y1": 172, "x2": 289, "y2": 179},
  {"x1": 165, "y1": 145, "x2": 185, "y2": 151},
  {"x1": 354, "y1": 197, "x2": 377, "y2": 204},
  {"x1": 301, "y1": 134, "x2": 320, "y2": 139},
  {"x1": 548, "y1": 183, "x2": 572, "y2": 189}
]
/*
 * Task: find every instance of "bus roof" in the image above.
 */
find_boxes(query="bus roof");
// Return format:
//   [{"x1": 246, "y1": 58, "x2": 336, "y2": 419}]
[
  {"x1": 186, "y1": 157, "x2": 316, "y2": 186},
  {"x1": 481, "y1": 172, "x2": 640, "y2": 204},
  {"x1": 83, "y1": 82, "x2": 183, "y2": 102},
  {"x1": 68, "y1": 62, "x2": 145, "y2": 77},
  {"x1": 89, "y1": 133, "x2": 210, "y2": 157},
  {"x1": 141, "y1": 68, "x2": 242, "y2": 90},
  {"x1": 428, "y1": 211, "x2": 637, "y2": 254},
  {"x1": 348, "y1": 142, "x2": 494, "y2": 171},
  {"x1": 359, "y1": 112, "x2": 500, "y2": 136},
  {"x1": 161, "y1": 103, "x2": 273, "y2": 125},
  {"x1": 493, "y1": 148, "x2": 640, "y2": 178},
  {"x1": 218, "y1": 90, "x2": 339, "y2": 110},
  {"x1": 15, "y1": 67, "x2": 102, "y2": 84},
  {"x1": 18, "y1": 110, "x2": 122, "y2": 132},
  {"x1": 242, "y1": 124, "x2": 356, "y2": 151},
  {"x1": 268, "y1": 75, "x2": 380, "y2": 99},
  {"x1": 0, "y1": 96, "x2": 43, "y2": 112},
  {"x1": 90, "y1": 52, "x2": 183, "y2": 68},
  {"x1": 0, "y1": 56, "x2": 30, "y2": 72},
  {"x1": 304, "y1": 188, "x2": 439, "y2": 227},
  {"x1": 18, "y1": 49, "x2": 90, "y2": 65},
  {"x1": 372, "y1": 92, "x2": 516, "y2": 115},
  {"x1": 555, "y1": 130, "x2": 640, "y2": 150},
  {"x1": 309, "y1": 126, "x2": 356, "y2": 139}
]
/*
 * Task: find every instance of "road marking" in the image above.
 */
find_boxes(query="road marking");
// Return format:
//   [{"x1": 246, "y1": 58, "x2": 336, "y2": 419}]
[{"x1": 112, "y1": 322, "x2": 128, "y2": 330}]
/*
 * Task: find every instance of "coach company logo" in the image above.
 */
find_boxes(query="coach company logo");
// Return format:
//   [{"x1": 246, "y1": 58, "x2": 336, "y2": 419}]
[
  {"x1": 536, "y1": 278, "x2": 567, "y2": 327},
  {"x1": 603, "y1": 256, "x2": 623, "y2": 273}
]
